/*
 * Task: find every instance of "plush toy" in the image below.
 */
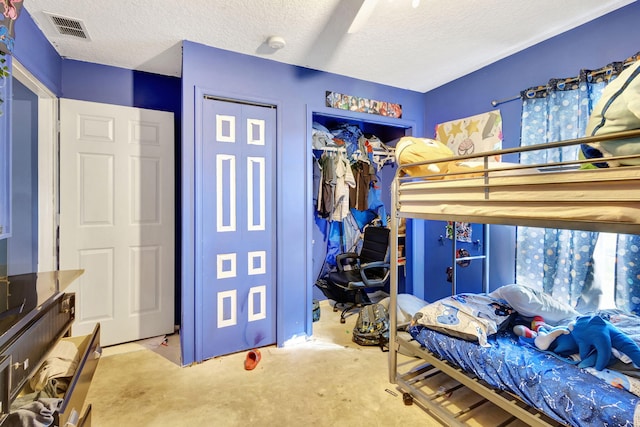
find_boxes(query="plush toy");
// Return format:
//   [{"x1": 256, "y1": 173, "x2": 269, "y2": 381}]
[
  {"x1": 513, "y1": 315, "x2": 571, "y2": 351},
  {"x1": 395, "y1": 137, "x2": 486, "y2": 179},
  {"x1": 552, "y1": 315, "x2": 640, "y2": 371},
  {"x1": 517, "y1": 314, "x2": 640, "y2": 371},
  {"x1": 395, "y1": 137, "x2": 455, "y2": 178}
]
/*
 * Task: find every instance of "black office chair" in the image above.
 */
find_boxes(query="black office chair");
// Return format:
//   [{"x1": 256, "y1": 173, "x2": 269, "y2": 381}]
[{"x1": 315, "y1": 226, "x2": 391, "y2": 323}]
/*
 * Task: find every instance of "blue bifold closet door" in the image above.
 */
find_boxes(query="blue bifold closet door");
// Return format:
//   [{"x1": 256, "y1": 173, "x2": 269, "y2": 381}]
[{"x1": 199, "y1": 97, "x2": 276, "y2": 359}]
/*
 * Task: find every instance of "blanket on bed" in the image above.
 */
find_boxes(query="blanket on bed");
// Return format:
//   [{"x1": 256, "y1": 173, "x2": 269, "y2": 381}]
[{"x1": 409, "y1": 322, "x2": 639, "y2": 427}]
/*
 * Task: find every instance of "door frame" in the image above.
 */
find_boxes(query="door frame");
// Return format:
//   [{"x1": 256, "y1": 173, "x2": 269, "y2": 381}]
[
  {"x1": 187, "y1": 87, "x2": 283, "y2": 364},
  {"x1": 12, "y1": 60, "x2": 58, "y2": 273}
]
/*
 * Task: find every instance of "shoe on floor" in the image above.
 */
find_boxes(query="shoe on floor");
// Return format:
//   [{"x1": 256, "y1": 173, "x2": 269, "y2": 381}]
[{"x1": 244, "y1": 349, "x2": 261, "y2": 370}]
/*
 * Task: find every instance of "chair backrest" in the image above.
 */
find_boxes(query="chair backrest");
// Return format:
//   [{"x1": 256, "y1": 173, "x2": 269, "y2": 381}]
[{"x1": 359, "y1": 226, "x2": 390, "y2": 264}]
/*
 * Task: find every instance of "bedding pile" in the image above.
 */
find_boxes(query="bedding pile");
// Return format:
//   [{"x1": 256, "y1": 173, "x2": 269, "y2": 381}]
[{"x1": 581, "y1": 59, "x2": 640, "y2": 168}]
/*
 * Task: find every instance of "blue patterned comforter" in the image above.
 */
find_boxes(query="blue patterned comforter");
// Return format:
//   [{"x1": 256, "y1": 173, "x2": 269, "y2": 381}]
[{"x1": 409, "y1": 312, "x2": 640, "y2": 427}]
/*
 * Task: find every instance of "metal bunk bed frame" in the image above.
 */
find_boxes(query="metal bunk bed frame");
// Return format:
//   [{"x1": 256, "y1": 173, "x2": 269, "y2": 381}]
[{"x1": 387, "y1": 129, "x2": 640, "y2": 426}]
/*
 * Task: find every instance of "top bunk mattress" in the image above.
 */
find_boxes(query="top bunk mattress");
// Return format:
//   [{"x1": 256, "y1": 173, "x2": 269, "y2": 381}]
[{"x1": 393, "y1": 131, "x2": 640, "y2": 234}]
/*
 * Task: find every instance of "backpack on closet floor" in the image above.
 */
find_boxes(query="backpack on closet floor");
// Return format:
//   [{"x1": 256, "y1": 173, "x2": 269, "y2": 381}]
[{"x1": 352, "y1": 303, "x2": 389, "y2": 350}]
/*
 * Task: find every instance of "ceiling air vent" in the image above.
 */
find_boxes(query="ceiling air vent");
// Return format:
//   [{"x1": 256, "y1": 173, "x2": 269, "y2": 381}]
[{"x1": 44, "y1": 12, "x2": 90, "y2": 40}]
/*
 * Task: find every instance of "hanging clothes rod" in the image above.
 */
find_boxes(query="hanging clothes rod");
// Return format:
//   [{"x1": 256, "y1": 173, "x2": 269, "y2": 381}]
[
  {"x1": 315, "y1": 145, "x2": 396, "y2": 169},
  {"x1": 315, "y1": 146, "x2": 395, "y2": 155},
  {"x1": 316, "y1": 146, "x2": 347, "y2": 152}
]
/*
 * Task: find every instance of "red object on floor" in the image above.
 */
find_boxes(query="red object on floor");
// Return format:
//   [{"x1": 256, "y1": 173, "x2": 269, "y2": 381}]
[{"x1": 244, "y1": 349, "x2": 261, "y2": 370}]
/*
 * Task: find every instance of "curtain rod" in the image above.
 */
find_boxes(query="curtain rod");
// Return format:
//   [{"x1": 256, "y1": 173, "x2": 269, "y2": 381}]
[
  {"x1": 489, "y1": 55, "x2": 639, "y2": 108},
  {"x1": 490, "y1": 95, "x2": 520, "y2": 107},
  {"x1": 489, "y1": 66, "x2": 613, "y2": 107}
]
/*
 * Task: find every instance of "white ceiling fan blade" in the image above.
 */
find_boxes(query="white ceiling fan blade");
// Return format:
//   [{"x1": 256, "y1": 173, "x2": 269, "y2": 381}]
[
  {"x1": 301, "y1": 0, "x2": 371, "y2": 69},
  {"x1": 348, "y1": 0, "x2": 379, "y2": 34}
]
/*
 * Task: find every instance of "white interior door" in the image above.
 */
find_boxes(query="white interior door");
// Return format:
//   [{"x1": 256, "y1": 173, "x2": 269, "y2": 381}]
[{"x1": 59, "y1": 99, "x2": 175, "y2": 347}]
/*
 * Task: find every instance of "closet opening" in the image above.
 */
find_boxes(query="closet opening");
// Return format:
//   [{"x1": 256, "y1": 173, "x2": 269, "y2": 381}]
[{"x1": 309, "y1": 110, "x2": 414, "y2": 314}]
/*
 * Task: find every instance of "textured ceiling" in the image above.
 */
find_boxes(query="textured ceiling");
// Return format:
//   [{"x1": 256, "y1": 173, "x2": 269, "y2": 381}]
[{"x1": 24, "y1": 0, "x2": 635, "y2": 92}]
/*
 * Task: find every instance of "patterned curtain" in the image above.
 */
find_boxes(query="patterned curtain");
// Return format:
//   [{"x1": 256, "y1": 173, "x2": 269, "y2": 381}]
[
  {"x1": 515, "y1": 69, "x2": 613, "y2": 307},
  {"x1": 616, "y1": 234, "x2": 640, "y2": 314},
  {"x1": 516, "y1": 56, "x2": 640, "y2": 313}
]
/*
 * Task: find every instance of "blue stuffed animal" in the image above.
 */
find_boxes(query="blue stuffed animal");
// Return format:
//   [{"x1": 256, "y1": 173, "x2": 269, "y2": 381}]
[{"x1": 551, "y1": 315, "x2": 640, "y2": 371}]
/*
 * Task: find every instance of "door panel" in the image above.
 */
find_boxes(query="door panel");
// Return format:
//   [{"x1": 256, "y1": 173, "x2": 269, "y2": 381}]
[
  {"x1": 199, "y1": 98, "x2": 276, "y2": 359},
  {"x1": 59, "y1": 99, "x2": 175, "y2": 347}
]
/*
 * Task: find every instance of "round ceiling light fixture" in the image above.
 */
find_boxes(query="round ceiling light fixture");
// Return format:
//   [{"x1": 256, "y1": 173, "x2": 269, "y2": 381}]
[{"x1": 267, "y1": 36, "x2": 286, "y2": 50}]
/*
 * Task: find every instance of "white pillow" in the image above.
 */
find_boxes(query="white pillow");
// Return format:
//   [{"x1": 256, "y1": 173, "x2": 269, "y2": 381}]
[
  {"x1": 414, "y1": 293, "x2": 514, "y2": 347},
  {"x1": 378, "y1": 294, "x2": 429, "y2": 325},
  {"x1": 489, "y1": 284, "x2": 579, "y2": 324}
]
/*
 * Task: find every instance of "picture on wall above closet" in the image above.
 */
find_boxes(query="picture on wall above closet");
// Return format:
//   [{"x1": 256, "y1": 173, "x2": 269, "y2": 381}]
[{"x1": 325, "y1": 91, "x2": 403, "y2": 118}]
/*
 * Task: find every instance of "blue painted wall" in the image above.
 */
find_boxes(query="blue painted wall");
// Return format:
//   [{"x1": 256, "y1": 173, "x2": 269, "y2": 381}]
[
  {"x1": 424, "y1": 2, "x2": 640, "y2": 153},
  {"x1": 60, "y1": 60, "x2": 182, "y2": 115},
  {"x1": 419, "y1": 1, "x2": 640, "y2": 299},
  {"x1": 12, "y1": 2, "x2": 640, "y2": 364},
  {"x1": 13, "y1": 11, "x2": 62, "y2": 95},
  {"x1": 181, "y1": 40, "x2": 424, "y2": 364}
]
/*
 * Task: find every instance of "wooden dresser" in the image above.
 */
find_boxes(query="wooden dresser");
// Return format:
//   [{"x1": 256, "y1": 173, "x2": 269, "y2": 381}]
[{"x1": 0, "y1": 270, "x2": 100, "y2": 426}]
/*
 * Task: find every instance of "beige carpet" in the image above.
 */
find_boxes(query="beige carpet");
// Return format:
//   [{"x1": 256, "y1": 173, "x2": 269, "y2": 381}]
[{"x1": 85, "y1": 300, "x2": 522, "y2": 426}]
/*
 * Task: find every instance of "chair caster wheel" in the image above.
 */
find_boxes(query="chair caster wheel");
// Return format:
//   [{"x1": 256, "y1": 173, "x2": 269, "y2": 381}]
[{"x1": 340, "y1": 318, "x2": 346, "y2": 324}]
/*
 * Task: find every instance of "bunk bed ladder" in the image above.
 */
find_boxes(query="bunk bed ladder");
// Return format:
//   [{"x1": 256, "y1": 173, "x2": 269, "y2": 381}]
[{"x1": 447, "y1": 223, "x2": 489, "y2": 295}]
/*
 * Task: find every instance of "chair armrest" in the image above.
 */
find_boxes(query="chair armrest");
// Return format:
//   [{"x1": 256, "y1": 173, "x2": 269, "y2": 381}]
[
  {"x1": 358, "y1": 261, "x2": 390, "y2": 287},
  {"x1": 361, "y1": 261, "x2": 390, "y2": 269},
  {"x1": 335, "y1": 252, "x2": 360, "y2": 272}
]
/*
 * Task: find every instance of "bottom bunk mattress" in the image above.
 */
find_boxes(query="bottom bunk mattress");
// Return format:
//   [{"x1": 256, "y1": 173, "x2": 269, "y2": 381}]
[{"x1": 408, "y1": 323, "x2": 640, "y2": 427}]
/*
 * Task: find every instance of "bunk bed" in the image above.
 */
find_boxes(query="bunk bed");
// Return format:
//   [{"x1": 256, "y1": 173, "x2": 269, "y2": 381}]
[{"x1": 388, "y1": 129, "x2": 640, "y2": 427}]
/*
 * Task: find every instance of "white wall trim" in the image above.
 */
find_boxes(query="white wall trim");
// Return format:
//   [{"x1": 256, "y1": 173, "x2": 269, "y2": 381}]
[{"x1": 12, "y1": 60, "x2": 58, "y2": 272}]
